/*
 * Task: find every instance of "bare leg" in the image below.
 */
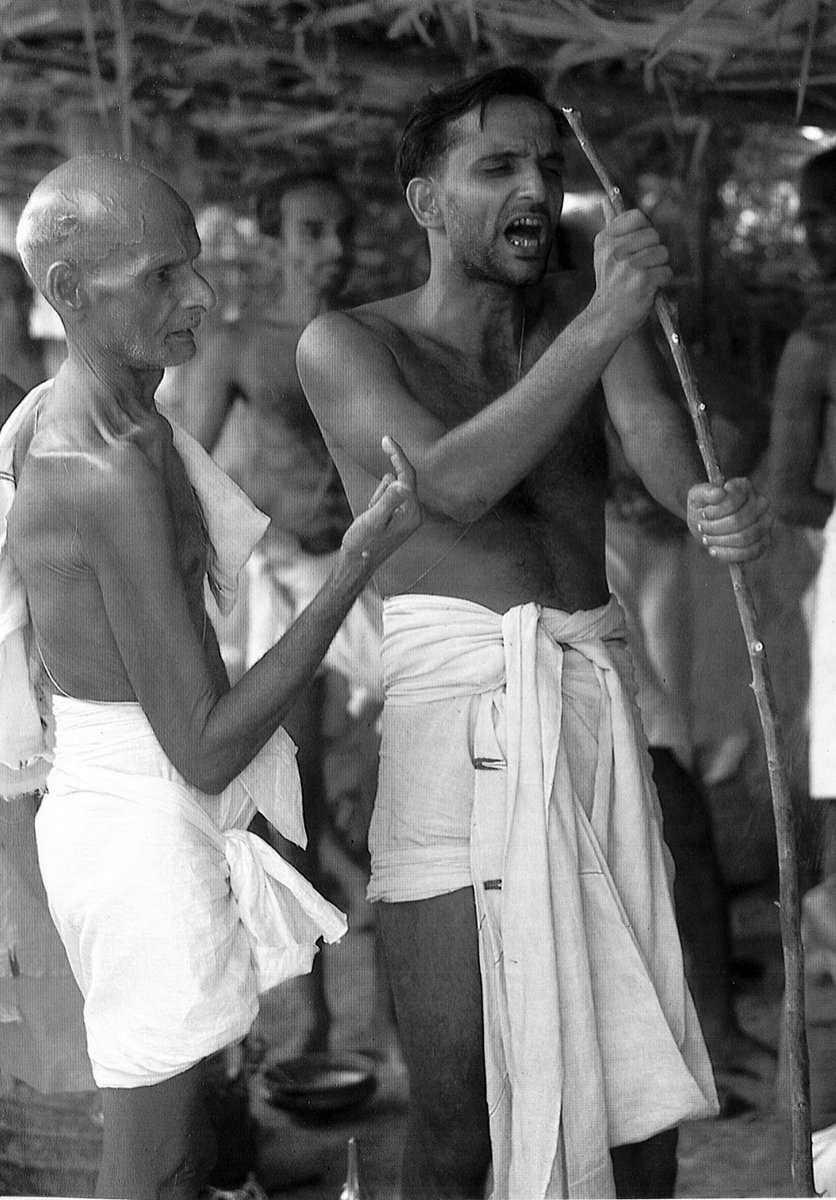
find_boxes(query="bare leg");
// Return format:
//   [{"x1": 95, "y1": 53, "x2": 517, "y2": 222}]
[
  {"x1": 96, "y1": 1059, "x2": 216, "y2": 1200},
  {"x1": 381, "y1": 889, "x2": 681, "y2": 1200},
  {"x1": 651, "y1": 747, "x2": 774, "y2": 1088},
  {"x1": 650, "y1": 748, "x2": 733, "y2": 1042},
  {"x1": 378, "y1": 890, "x2": 491, "y2": 1200},
  {"x1": 271, "y1": 675, "x2": 330, "y2": 1052},
  {"x1": 611, "y1": 1128, "x2": 678, "y2": 1199}
]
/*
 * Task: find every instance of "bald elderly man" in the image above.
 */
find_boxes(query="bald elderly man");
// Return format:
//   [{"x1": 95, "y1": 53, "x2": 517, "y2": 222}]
[{"x1": 1, "y1": 155, "x2": 419, "y2": 1200}]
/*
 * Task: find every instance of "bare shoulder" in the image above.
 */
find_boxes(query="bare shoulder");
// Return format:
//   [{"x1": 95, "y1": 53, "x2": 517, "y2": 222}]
[
  {"x1": 300, "y1": 290, "x2": 421, "y2": 356},
  {"x1": 296, "y1": 295, "x2": 419, "y2": 404},
  {"x1": 775, "y1": 327, "x2": 829, "y2": 397},
  {"x1": 26, "y1": 408, "x2": 170, "y2": 537}
]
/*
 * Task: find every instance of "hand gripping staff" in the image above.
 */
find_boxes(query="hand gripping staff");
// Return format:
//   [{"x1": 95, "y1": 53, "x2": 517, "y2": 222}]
[{"x1": 561, "y1": 105, "x2": 814, "y2": 1196}]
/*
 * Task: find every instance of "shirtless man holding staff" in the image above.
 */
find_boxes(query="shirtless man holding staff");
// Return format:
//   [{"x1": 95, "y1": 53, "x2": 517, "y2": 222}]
[
  {"x1": 2, "y1": 154, "x2": 419, "y2": 1200},
  {"x1": 297, "y1": 67, "x2": 772, "y2": 1200}
]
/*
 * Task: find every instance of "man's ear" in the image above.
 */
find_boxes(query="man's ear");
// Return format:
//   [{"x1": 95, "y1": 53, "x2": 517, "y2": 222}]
[
  {"x1": 45, "y1": 261, "x2": 84, "y2": 314},
  {"x1": 405, "y1": 178, "x2": 444, "y2": 231}
]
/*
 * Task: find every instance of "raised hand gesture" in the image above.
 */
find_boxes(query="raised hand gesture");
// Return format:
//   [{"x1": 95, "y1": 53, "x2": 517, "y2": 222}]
[{"x1": 340, "y1": 435, "x2": 422, "y2": 576}]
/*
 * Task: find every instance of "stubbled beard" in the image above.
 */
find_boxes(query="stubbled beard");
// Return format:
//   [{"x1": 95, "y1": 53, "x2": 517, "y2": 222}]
[
  {"x1": 459, "y1": 249, "x2": 548, "y2": 286},
  {"x1": 446, "y1": 205, "x2": 548, "y2": 286}
]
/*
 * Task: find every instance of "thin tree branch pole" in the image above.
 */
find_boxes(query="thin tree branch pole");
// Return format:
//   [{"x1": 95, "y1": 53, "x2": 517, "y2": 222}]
[{"x1": 561, "y1": 105, "x2": 815, "y2": 1196}]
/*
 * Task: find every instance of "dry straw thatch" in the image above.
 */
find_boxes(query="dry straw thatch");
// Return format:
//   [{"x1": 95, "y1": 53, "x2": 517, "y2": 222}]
[{"x1": 0, "y1": 1, "x2": 834, "y2": 201}]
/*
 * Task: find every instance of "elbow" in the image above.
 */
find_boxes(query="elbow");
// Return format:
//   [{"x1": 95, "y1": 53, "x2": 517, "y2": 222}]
[
  {"x1": 171, "y1": 747, "x2": 236, "y2": 796},
  {"x1": 420, "y1": 475, "x2": 493, "y2": 524},
  {"x1": 767, "y1": 478, "x2": 802, "y2": 525},
  {"x1": 771, "y1": 493, "x2": 794, "y2": 524},
  {"x1": 189, "y1": 770, "x2": 231, "y2": 797}
]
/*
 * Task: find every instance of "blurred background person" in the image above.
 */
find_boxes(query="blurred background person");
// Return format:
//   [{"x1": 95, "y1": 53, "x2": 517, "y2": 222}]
[
  {"x1": 0, "y1": 252, "x2": 46, "y2": 423},
  {"x1": 159, "y1": 170, "x2": 395, "y2": 1086}
]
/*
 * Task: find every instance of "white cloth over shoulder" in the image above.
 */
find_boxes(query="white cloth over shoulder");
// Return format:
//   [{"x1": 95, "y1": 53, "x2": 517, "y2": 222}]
[
  {"x1": 379, "y1": 594, "x2": 717, "y2": 1200},
  {"x1": 36, "y1": 696, "x2": 346, "y2": 1088},
  {"x1": 0, "y1": 380, "x2": 269, "y2": 789},
  {"x1": 0, "y1": 381, "x2": 54, "y2": 783}
]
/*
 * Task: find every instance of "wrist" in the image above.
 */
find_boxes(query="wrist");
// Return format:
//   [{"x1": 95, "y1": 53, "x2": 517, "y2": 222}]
[
  {"x1": 329, "y1": 546, "x2": 372, "y2": 597},
  {"x1": 579, "y1": 295, "x2": 634, "y2": 353}
]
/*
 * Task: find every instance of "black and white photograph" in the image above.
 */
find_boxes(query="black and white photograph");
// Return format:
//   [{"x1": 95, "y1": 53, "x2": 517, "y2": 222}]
[{"x1": 0, "y1": 3, "x2": 835, "y2": 1198}]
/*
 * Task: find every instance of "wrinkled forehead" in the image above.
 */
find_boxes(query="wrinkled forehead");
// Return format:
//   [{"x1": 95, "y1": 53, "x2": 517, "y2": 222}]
[
  {"x1": 93, "y1": 182, "x2": 198, "y2": 266},
  {"x1": 441, "y1": 96, "x2": 563, "y2": 170}
]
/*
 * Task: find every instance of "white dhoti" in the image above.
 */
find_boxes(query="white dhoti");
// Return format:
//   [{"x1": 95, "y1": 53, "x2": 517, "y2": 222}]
[
  {"x1": 35, "y1": 696, "x2": 346, "y2": 1089},
  {"x1": 369, "y1": 594, "x2": 717, "y2": 1199},
  {"x1": 810, "y1": 507, "x2": 836, "y2": 798}
]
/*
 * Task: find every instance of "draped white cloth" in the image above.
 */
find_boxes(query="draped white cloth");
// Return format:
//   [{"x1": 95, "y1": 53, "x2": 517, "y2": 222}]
[
  {"x1": 0, "y1": 380, "x2": 54, "y2": 785},
  {"x1": 0, "y1": 379, "x2": 270, "y2": 788},
  {"x1": 377, "y1": 594, "x2": 717, "y2": 1199},
  {"x1": 36, "y1": 696, "x2": 346, "y2": 1088},
  {"x1": 1, "y1": 379, "x2": 346, "y2": 1087}
]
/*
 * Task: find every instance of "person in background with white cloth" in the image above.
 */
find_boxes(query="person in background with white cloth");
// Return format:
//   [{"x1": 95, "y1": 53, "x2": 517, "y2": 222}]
[
  {"x1": 768, "y1": 146, "x2": 836, "y2": 815},
  {"x1": 297, "y1": 67, "x2": 773, "y2": 1199},
  {"x1": 0, "y1": 154, "x2": 420, "y2": 1200},
  {"x1": 159, "y1": 172, "x2": 387, "y2": 1064},
  {"x1": 766, "y1": 146, "x2": 836, "y2": 1197}
]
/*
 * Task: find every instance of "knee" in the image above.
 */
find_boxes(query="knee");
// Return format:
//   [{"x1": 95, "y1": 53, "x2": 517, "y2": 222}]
[{"x1": 651, "y1": 750, "x2": 715, "y2": 857}]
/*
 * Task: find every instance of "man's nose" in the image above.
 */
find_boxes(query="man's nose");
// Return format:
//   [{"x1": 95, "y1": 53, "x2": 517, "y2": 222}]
[
  {"x1": 517, "y1": 163, "x2": 548, "y2": 203},
  {"x1": 187, "y1": 268, "x2": 217, "y2": 313},
  {"x1": 322, "y1": 228, "x2": 346, "y2": 259}
]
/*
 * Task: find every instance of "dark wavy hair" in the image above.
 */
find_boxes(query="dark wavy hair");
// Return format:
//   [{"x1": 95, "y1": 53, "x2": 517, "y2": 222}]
[
  {"x1": 254, "y1": 170, "x2": 351, "y2": 238},
  {"x1": 395, "y1": 66, "x2": 567, "y2": 193}
]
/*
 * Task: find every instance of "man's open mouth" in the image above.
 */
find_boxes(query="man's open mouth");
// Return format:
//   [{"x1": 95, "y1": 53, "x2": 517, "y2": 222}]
[{"x1": 504, "y1": 215, "x2": 545, "y2": 250}]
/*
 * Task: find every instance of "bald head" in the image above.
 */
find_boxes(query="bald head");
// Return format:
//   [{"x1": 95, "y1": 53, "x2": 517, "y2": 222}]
[{"x1": 16, "y1": 156, "x2": 189, "y2": 298}]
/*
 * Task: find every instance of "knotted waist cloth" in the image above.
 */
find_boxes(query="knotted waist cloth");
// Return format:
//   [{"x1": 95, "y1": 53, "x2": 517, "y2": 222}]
[
  {"x1": 369, "y1": 594, "x2": 717, "y2": 1198},
  {"x1": 35, "y1": 694, "x2": 346, "y2": 1089},
  {"x1": 0, "y1": 381, "x2": 346, "y2": 1088}
]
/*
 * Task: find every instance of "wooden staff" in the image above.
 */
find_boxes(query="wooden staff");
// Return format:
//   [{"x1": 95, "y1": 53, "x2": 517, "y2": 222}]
[{"x1": 560, "y1": 106, "x2": 814, "y2": 1196}]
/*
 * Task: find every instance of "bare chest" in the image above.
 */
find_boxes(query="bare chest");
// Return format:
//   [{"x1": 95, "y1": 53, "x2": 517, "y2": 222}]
[
  {"x1": 394, "y1": 333, "x2": 608, "y2": 515},
  {"x1": 237, "y1": 324, "x2": 324, "y2": 443},
  {"x1": 159, "y1": 445, "x2": 211, "y2": 610}
]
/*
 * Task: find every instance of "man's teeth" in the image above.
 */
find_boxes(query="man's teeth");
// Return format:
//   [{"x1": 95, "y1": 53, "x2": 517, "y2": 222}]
[{"x1": 507, "y1": 217, "x2": 542, "y2": 246}]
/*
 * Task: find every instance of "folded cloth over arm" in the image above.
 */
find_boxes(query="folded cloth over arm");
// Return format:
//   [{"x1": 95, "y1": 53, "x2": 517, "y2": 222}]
[
  {"x1": 0, "y1": 381, "x2": 55, "y2": 783},
  {"x1": 372, "y1": 594, "x2": 718, "y2": 1200}
]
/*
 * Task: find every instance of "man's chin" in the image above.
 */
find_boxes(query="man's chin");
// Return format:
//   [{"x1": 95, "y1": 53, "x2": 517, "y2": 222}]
[
  {"x1": 498, "y1": 257, "x2": 548, "y2": 287},
  {"x1": 163, "y1": 332, "x2": 198, "y2": 364}
]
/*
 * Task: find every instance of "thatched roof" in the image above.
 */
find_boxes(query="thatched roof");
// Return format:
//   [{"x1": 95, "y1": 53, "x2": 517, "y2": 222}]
[{"x1": 1, "y1": 0, "x2": 835, "y2": 204}]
